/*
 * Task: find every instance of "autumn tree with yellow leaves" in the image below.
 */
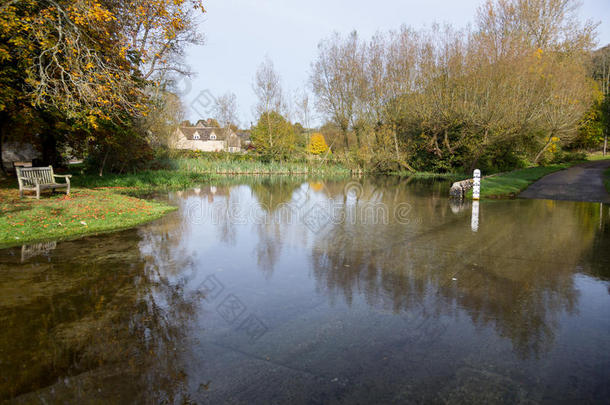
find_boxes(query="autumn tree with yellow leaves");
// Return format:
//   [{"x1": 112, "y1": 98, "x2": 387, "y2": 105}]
[
  {"x1": 307, "y1": 133, "x2": 329, "y2": 155},
  {"x1": 0, "y1": 0, "x2": 204, "y2": 173}
]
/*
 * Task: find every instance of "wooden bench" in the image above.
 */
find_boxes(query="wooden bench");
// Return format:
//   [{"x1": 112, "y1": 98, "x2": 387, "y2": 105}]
[{"x1": 16, "y1": 166, "x2": 71, "y2": 199}]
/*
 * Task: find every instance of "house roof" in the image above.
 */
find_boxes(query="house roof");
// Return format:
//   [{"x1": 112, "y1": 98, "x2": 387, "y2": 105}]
[
  {"x1": 179, "y1": 127, "x2": 223, "y2": 141},
  {"x1": 236, "y1": 131, "x2": 251, "y2": 140},
  {"x1": 179, "y1": 126, "x2": 240, "y2": 142}
]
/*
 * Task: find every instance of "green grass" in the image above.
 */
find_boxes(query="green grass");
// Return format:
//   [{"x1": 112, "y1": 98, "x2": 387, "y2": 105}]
[
  {"x1": 586, "y1": 152, "x2": 610, "y2": 161},
  {"x1": 1, "y1": 157, "x2": 352, "y2": 248},
  {"x1": 404, "y1": 171, "x2": 466, "y2": 182},
  {"x1": 71, "y1": 169, "x2": 212, "y2": 190},
  {"x1": 173, "y1": 157, "x2": 351, "y2": 176},
  {"x1": 0, "y1": 188, "x2": 176, "y2": 248},
  {"x1": 4, "y1": 151, "x2": 600, "y2": 247},
  {"x1": 466, "y1": 163, "x2": 577, "y2": 199}
]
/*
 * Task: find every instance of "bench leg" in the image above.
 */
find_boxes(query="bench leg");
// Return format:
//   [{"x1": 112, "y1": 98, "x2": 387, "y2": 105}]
[
  {"x1": 19, "y1": 189, "x2": 23, "y2": 199},
  {"x1": 66, "y1": 183, "x2": 70, "y2": 196},
  {"x1": 36, "y1": 185, "x2": 40, "y2": 200}
]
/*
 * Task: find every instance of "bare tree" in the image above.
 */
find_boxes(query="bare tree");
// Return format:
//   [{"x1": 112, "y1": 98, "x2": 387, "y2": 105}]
[
  {"x1": 253, "y1": 57, "x2": 284, "y2": 147},
  {"x1": 213, "y1": 92, "x2": 239, "y2": 129},
  {"x1": 304, "y1": 0, "x2": 598, "y2": 170},
  {"x1": 144, "y1": 89, "x2": 185, "y2": 148},
  {"x1": 310, "y1": 31, "x2": 366, "y2": 149},
  {"x1": 294, "y1": 88, "x2": 313, "y2": 144}
]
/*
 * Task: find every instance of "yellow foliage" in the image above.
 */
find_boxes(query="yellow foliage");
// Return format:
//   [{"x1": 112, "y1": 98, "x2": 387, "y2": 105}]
[
  {"x1": 307, "y1": 133, "x2": 329, "y2": 155},
  {"x1": 309, "y1": 182, "x2": 324, "y2": 192}
]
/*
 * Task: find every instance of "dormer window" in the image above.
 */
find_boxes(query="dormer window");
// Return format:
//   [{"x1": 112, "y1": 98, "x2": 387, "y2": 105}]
[
  {"x1": 193, "y1": 132, "x2": 201, "y2": 140},
  {"x1": 210, "y1": 134, "x2": 217, "y2": 140}
]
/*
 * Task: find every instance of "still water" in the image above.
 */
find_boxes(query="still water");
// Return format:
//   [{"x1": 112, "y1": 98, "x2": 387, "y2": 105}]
[{"x1": 1, "y1": 177, "x2": 609, "y2": 404}]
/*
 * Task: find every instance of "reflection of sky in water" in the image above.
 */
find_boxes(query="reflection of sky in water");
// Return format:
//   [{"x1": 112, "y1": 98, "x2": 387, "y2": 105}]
[{"x1": 1, "y1": 178, "x2": 609, "y2": 403}]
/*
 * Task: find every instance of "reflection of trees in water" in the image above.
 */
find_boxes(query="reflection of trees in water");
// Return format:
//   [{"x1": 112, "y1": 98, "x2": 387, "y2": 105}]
[
  {"x1": 579, "y1": 202, "x2": 610, "y2": 279},
  {"x1": 249, "y1": 177, "x2": 302, "y2": 212},
  {"x1": 0, "y1": 229, "x2": 202, "y2": 403},
  {"x1": 310, "y1": 180, "x2": 600, "y2": 359},
  {"x1": 249, "y1": 178, "x2": 303, "y2": 277},
  {"x1": 254, "y1": 222, "x2": 283, "y2": 278},
  {"x1": 171, "y1": 185, "x2": 238, "y2": 248}
]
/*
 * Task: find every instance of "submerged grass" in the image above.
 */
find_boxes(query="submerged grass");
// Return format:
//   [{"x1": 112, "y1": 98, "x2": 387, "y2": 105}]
[{"x1": 0, "y1": 187, "x2": 176, "y2": 248}]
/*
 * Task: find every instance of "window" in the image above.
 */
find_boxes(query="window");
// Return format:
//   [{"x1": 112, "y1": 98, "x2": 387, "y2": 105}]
[
  {"x1": 210, "y1": 134, "x2": 217, "y2": 140},
  {"x1": 193, "y1": 132, "x2": 200, "y2": 140}
]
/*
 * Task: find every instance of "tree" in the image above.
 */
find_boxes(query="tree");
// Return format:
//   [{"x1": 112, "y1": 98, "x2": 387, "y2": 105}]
[
  {"x1": 213, "y1": 92, "x2": 239, "y2": 130},
  {"x1": 253, "y1": 57, "x2": 284, "y2": 150},
  {"x1": 591, "y1": 45, "x2": 610, "y2": 155},
  {"x1": 304, "y1": 0, "x2": 599, "y2": 172},
  {"x1": 0, "y1": 0, "x2": 204, "y2": 171},
  {"x1": 294, "y1": 88, "x2": 313, "y2": 145},
  {"x1": 310, "y1": 31, "x2": 366, "y2": 149},
  {"x1": 307, "y1": 133, "x2": 329, "y2": 155},
  {"x1": 250, "y1": 111, "x2": 295, "y2": 159},
  {"x1": 143, "y1": 90, "x2": 184, "y2": 149}
]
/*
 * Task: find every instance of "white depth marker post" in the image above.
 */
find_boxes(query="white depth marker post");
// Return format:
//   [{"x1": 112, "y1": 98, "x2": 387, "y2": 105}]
[
  {"x1": 472, "y1": 169, "x2": 481, "y2": 201},
  {"x1": 471, "y1": 201, "x2": 479, "y2": 232},
  {"x1": 471, "y1": 169, "x2": 481, "y2": 232}
]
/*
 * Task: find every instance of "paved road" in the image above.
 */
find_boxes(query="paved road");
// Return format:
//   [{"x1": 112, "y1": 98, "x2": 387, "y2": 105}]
[{"x1": 519, "y1": 160, "x2": 610, "y2": 203}]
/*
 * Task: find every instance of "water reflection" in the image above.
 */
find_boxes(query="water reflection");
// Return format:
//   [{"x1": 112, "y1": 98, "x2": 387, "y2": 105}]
[
  {"x1": 1, "y1": 177, "x2": 609, "y2": 403},
  {"x1": 0, "y1": 231, "x2": 202, "y2": 403}
]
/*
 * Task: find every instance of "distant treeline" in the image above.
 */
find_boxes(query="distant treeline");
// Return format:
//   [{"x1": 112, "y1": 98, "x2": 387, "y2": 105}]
[
  {"x1": 1, "y1": 0, "x2": 608, "y2": 176},
  {"x1": 305, "y1": 0, "x2": 609, "y2": 173}
]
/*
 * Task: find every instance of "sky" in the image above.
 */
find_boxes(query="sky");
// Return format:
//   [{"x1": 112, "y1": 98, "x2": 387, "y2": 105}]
[{"x1": 182, "y1": 0, "x2": 610, "y2": 127}]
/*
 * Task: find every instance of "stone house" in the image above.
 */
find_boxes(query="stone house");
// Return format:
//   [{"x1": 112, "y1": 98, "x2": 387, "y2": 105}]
[{"x1": 172, "y1": 124, "x2": 242, "y2": 153}]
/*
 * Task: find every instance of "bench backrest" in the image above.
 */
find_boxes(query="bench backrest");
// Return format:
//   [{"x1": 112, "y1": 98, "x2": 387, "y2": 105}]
[{"x1": 16, "y1": 166, "x2": 55, "y2": 188}]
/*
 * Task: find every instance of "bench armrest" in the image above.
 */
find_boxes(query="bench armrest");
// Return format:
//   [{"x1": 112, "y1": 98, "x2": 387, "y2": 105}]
[{"x1": 53, "y1": 174, "x2": 72, "y2": 178}]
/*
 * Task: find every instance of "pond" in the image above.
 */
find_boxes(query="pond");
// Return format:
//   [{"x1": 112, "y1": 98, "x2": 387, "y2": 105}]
[{"x1": 1, "y1": 177, "x2": 609, "y2": 404}]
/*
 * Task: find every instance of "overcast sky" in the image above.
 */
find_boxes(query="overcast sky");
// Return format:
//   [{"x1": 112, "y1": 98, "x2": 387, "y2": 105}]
[{"x1": 182, "y1": 0, "x2": 610, "y2": 127}]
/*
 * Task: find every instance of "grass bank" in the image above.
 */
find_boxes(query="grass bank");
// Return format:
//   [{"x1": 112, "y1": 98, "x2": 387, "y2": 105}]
[
  {"x1": 0, "y1": 188, "x2": 176, "y2": 248},
  {"x1": 72, "y1": 169, "x2": 212, "y2": 190},
  {"x1": 586, "y1": 152, "x2": 610, "y2": 161},
  {"x1": 397, "y1": 171, "x2": 466, "y2": 182},
  {"x1": 1, "y1": 159, "x2": 352, "y2": 248},
  {"x1": 173, "y1": 157, "x2": 351, "y2": 176},
  {"x1": 466, "y1": 162, "x2": 582, "y2": 199}
]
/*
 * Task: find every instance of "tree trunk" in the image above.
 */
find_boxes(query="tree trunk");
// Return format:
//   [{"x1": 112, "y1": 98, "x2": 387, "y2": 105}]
[
  {"x1": 0, "y1": 113, "x2": 6, "y2": 175},
  {"x1": 604, "y1": 132, "x2": 607, "y2": 156},
  {"x1": 99, "y1": 148, "x2": 110, "y2": 177},
  {"x1": 400, "y1": 160, "x2": 416, "y2": 173},
  {"x1": 38, "y1": 111, "x2": 61, "y2": 166},
  {"x1": 534, "y1": 139, "x2": 553, "y2": 164},
  {"x1": 0, "y1": 134, "x2": 5, "y2": 176},
  {"x1": 40, "y1": 132, "x2": 59, "y2": 166},
  {"x1": 393, "y1": 132, "x2": 400, "y2": 161},
  {"x1": 266, "y1": 112, "x2": 273, "y2": 148},
  {"x1": 468, "y1": 156, "x2": 480, "y2": 174},
  {"x1": 533, "y1": 131, "x2": 557, "y2": 165},
  {"x1": 432, "y1": 134, "x2": 442, "y2": 157},
  {"x1": 341, "y1": 124, "x2": 349, "y2": 150},
  {"x1": 443, "y1": 129, "x2": 454, "y2": 154}
]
